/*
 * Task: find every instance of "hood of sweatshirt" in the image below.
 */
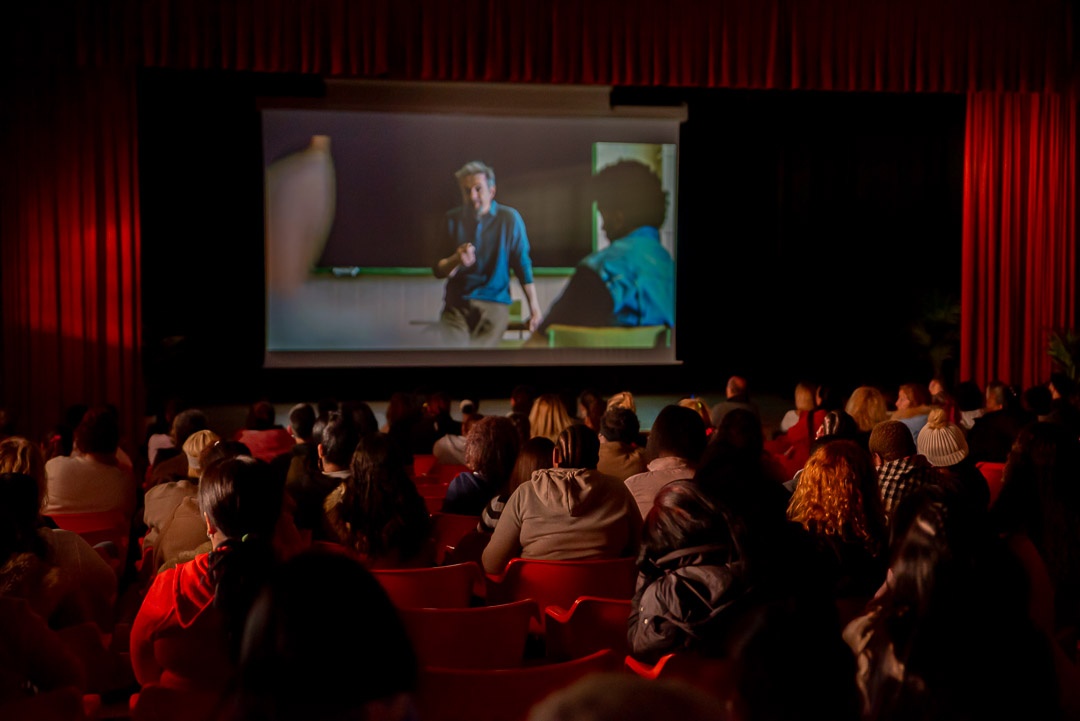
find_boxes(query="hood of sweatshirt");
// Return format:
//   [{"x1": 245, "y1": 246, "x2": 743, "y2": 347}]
[{"x1": 531, "y1": 467, "x2": 611, "y2": 518}]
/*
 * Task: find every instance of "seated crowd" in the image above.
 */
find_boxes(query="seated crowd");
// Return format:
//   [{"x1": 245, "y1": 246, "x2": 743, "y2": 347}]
[{"x1": 2, "y1": 373, "x2": 1080, "y2": 721}]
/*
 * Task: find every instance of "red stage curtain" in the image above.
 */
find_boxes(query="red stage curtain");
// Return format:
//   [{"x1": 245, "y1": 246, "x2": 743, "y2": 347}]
[
  {"x1": 2, "y1": 0, "x2": 1075, "y2": 444},
  {"x1": 1, "y1": 69, "x2": 143, "y2": 446},
  {"x1": 962, "y1": 91, "x2": 1077, "y2": 388}
]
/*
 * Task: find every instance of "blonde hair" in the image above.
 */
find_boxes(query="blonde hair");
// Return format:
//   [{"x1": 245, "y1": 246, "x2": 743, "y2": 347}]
[
  {"x1": 183, "y1": 429, "x2": 221, "y2": 477},
  {"x1": 845, "y1": 386, "x2": 890, "y2": 432},
  {"x1": 0, "y1": 436, "x2": 48, "y2": 508},
  {"x1": 528, "y1": 394, "x2": 575, "y2": 443},
  {"x1": 606, "y1": 390, "x2": 636, "y2": 413},
  {"x1": 794, "y1": 382, "x2": 817, "y2": 412},
  {"x1": 786, "y1": 440, "x2": 884, "y2": 555},
  {"x1": 677, "y1": 397, "x2": 712, "y2": 428}
]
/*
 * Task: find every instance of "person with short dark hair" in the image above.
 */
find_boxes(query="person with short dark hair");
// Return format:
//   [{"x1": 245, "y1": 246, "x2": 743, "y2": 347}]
[
  {"x1": 624, "y1": 405, "x2": 707, "y2": 519},
  {"x1": 219, "y1": 550, "x2": 419, "y2": 721},
  {"x1": 433, "y1": 161, "x2": 542, "y2": 346},
  {"x1": 149, "y1": 408, "x2": 211, "y2": 486},
  {"x1": 235, "y1": 400, "x2": 295, "y2": 464},
  {"x1": 527, "y1": 160, "x2": 675, "y2": 342},
  {"x1": 43, "y1": 406, "x2": 136, "y2": 522},
  {"x1": 868, "y1": 420, "x2": 936, "y2": 522},
  {"x1": 597, "y1": 406, "x2": 648, "y2": 482},
  {"x1": 709, "y1": 375, "x2": 760, "y2": 427}
]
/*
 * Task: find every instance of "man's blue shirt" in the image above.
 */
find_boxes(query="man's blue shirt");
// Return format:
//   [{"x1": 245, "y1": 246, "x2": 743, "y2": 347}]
[{"x1": 442, "y1": 200, "x2": 534, "y2": 307}]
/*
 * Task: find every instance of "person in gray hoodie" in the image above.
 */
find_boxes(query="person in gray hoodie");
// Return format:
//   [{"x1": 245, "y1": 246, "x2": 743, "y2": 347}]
[{"x1": 481, "y1": 424, "x2": 641, "y2": 575}]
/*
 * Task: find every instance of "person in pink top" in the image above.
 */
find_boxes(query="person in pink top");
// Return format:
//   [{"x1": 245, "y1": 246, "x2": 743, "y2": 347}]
[{"x1": 624, "y1": 404, "x2": 708, "y2": 519}]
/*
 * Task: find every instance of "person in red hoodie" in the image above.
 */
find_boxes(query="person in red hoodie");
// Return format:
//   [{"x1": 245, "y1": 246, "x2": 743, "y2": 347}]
[{"x1": 130, "y1": 455, "x2": 286, "y2": 694}]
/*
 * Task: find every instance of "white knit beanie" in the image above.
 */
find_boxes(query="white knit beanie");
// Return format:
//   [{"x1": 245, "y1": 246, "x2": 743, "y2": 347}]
[{"x1": 916, "y1": 407, "x2": 969, "y2": 467}]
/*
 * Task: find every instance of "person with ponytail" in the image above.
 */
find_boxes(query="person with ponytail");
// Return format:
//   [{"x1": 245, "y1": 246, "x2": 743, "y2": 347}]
[{"x1": 130, "y1": 455, "x2": 287, "y2": 693}]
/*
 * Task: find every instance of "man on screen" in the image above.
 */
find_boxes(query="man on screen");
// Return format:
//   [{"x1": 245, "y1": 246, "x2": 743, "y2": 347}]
[
  {"x1": 526, "y1": 159, "x2": 675, "y2": 345},
  {"x1": 433, "y1": 161, "x2": 543, "y2": 347}
]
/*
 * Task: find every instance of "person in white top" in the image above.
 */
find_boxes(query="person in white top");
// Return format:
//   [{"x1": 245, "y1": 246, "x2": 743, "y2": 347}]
[
  {"x1": 43, "y1": 407, "x2": 136, "y2": 522},
  {"x1": 624, "y1": 404, "x2": 709, "y2": 519}
]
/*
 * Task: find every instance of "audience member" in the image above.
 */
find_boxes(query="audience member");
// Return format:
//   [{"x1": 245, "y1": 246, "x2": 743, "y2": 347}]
[
  {"x1": 844, "y1": 385, "x2": 890, "y2": 449},
  {"x1": 323, "y1": 433, "x2": 432, "y2": 568},
  {"x1": 442, "y1": 416, "x2": 521, "y2": 517},
  {"x1": 43, "y1": 406, "x2": 136, "y2": 523},
  {"x1": 624, "y1": 404, "x2": 707, "y2": 519},
  {"x1": 628, "y1": 480, "x2": 749, "y2": 663},
  {"x1": 148, "y1": 408, "x2": 210, "y2": 486},
  {"x1": 709, "y1": 375, "x2": 760, "y2": 428},
  {"x1": 953, "y1": 380, "x2": 985, "y2": 431},
  {"x1": 271, "y1": 402, "x2": 319, "y2": 486},
  {"x1": 130, "y1": 456, "x2": 287, "y2": 692},
  {"x1": 528, "y1": 393, "x2": 576, "y2": 443},
  {"x1": 576, "y1": 388, "x2": 606, "y2": 433},
  {"x1": 479, "y1": 435, "x2": 555, "y2": 534},
  {"x1": 0, "y1": 470, "x2": 117, "y2": 631},
  {"x1": 407, "y1": 391, "x2": 461, "y2": 456},
  {"x1": 219, "y1": 549, "x2": 418, "y2": 721},
  {"x1": 0, "y1": 595, "x2": 88, "y2": 721},
  {"x1": 890, "y1": 381, "x2": 933, "y2": 442},
  {"x1": 152, "y1": 440, "x2": 254, "y2": 575},
  {"x1": 786, "y1": 439, "x2": 889, "y2": 612},
  {"x1": 843, "y1": 483, "x2": 1061, "y2": 721},
  {"x1": 966, "y1": 380, "x2": 1034, "y2": 464},
  {"x1": 605, "y1": 390, "x2": 636, "y2": 413},
  {"x1": 1046, "y1": 372, "x2": 1080, "y2": 436},
  {"x1": 868, "y1": 420, "x2": 935, "y2": 523},
  {"x1": 768, "y1": 380, "x2": 826, "y2": 473},
  {"x1": 928, "y1": 375, "x2": 960, "y2": 425},
  {"x1": 527, "y1": 671, "x2": 728, "y2": 721},
  {"x1": 596, "y1": 406, "x2": 648, "y2": 481},
  {"x1": 142, "y1": 429, "x2": 220, "y2": 565},
  {"x1": 992, "y1": 422, "x2": 1080, "y2": 645},
  {"x1": 482, "y1": 424, "x2": 641, "y2": 573},
  {"x1": 676, "y1": 396, "x2": 713, "y2": 434},
  {"x1": 234, "y1": 401, "x2": 298, "y2": 464},
  {"x1": 915, "y1": 407, "x2": 990, "y2": 512},
  {"x1": 432, "y1": 399, "x2": 484, "y2": 465}
]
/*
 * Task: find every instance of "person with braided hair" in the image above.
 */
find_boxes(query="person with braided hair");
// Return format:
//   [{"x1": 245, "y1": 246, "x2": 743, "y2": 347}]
[
  {"x1": 130, "y1": 455, "x2": 293, "y2": 693},
  {"x1": 481, "y1": 424, "x2": 641, "y2": 574}
]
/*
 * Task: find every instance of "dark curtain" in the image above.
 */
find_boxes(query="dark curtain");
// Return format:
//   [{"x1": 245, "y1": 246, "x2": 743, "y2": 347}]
[{"x1": 2, "y1": 0, "x2": 1075, "y2": 442}]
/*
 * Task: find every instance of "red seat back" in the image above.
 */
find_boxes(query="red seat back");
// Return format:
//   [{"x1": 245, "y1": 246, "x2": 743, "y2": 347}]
[
  {"x1": 415, "y1": 649, "x2": 620, "y2": 721},
  {"x1": 399, "y1": 599, "x2": 539, "y2": 669},
  {"x1": 544, "y1": 596, "x2": 632, "y2": 661},
  {"x1": 624, "y1": 652, "x2": 737, "y2": 704},
  {"x1": 486, "y1": 557, "x2": 638, "y2": 612},
  {"x1": 429, "y1": 512, "x2": 482, "y2": 564},
  {"x1": 977, "y1": 461, "x2": 1006, "y2": 505},
  {"x1": 371, "y1": 562, "x2": 481, "y2": 609}
]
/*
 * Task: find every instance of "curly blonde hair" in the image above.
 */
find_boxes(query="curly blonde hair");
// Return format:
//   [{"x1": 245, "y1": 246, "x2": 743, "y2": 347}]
[
  {"x1": 845, "y1": 386, "x2": 890, "y2": 432},
  {"x1": 786, "y1": 439, "x2": 885, "y2": 555}
]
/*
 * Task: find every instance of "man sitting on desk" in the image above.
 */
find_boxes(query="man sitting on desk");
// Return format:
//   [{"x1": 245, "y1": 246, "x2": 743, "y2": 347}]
[
  {"x1": 433, "y1": 161, "x2": 543, "y2": 347},
  {"x1": 526, "y1": 159, "x2": 675, "y2": 346}
]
